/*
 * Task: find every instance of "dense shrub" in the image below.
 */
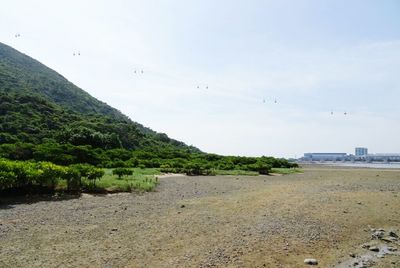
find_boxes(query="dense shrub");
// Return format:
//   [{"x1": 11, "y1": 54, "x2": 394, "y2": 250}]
[
  {"x1": 35, "y1": 162, "x2": 66, "y2": 188},
  {"x1": 113, "y1": 168, "x2": 133, "y2": 179},
  {"x1": 86, "y1": 168, "x2": 104, "y2": 186},
  {"x1": 71, "y1": 163, "x2": 104, "y2": 186},
  {"x1": 62, "y1": 167, "x2": 81, "y2": 191},
  {"x1": 249, "y1": 162, "x2": 272, "y2": 175},
  {"x1": 183, "y1": 162, "x2": 214, "y2": 176},
  {"x1": 0, "y1": 159, "x2": 65, "y2": 190},
  {"x1": 0, "y1": 159, "x2": 105, "y2": 192}
]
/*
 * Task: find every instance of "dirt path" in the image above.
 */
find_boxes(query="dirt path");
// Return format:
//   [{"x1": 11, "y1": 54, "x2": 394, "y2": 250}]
[{"x1": 1, "y1": 167, "x2": 399, "y2": 267}]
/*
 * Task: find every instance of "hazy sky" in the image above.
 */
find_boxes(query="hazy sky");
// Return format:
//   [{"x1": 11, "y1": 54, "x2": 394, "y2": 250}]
[{"x1": 1, "y1": 0, "x2": 400, "y2": 157}]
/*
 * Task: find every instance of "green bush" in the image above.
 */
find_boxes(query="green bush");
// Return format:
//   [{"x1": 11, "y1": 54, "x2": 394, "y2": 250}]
[
  {"x1": 36, "y1": 162, "x2": 63, "y2": 188},
  {"x1": 246, "y1": 162, "x2": 272, "y2": 175},
  {"x1": 87, "y1": 168, "x2": 104, "y2": 186},
  {"x1": 0, "y1": 170, "x2": 17, "y2": 190},
  {"x1": 183, "y1": 162, "x2": 213, "y2": 176},
  {"x1": 113, "y1": 168, "x2": 133, "y2": 179},
  {"x1": 0, "y1": 159, "x2": 67, "y2": 190},
  {"x1": 62, "y1": 167, "x2": 81, "y2": 191},
  {"x1": 71, "y1": 163, "x2": 104, "y2": 186}
]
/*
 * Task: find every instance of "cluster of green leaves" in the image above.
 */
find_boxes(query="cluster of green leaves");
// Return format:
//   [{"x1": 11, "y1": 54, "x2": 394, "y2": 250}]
[
  {"x1": 112, "y1": 168, "x2": 133, "y2": 179},
  {"x1": 0, "y1": 158, "x2": 103, "y2": 192}
]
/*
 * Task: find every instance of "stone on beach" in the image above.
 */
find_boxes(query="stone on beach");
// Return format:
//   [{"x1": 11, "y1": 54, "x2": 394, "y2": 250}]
[
  {"x1": 369, "y1": 246, "x2": 379, "y2": 252},
  {"x1": 304, "y1": 258, "x2": 318, "y2": 265}
]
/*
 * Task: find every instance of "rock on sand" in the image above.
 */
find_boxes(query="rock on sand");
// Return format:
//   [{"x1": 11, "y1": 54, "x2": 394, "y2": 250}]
[{"x1": 304, "y1": 258, "x2": 318, "y2": 265}]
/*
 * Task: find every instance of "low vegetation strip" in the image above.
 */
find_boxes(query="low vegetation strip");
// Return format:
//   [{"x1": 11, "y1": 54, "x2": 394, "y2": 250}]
[
  {"x1": 271, "y1": 167, "x2": 303, "y2": 174},
  {"x1": 0, "y1": 157, "x2": 300, "y2": 195},
  {"x1": 0, "y1": 159, "x2": 159, "y2": 194},
  {"x1": 212, "y1": 170, "x2": 259, "y2": 176}
]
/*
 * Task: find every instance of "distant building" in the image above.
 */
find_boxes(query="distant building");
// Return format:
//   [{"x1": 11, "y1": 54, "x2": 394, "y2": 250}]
[
  {"x1": 355, "y1": 147, "x2": 368, "y2": 156},
  {"x1": 365, "y1": 153, "x2": 400, "y2": 162},
  {"x1": 300, "y1": 147, "x2": 400, "y2": 162},
  {"x1": 303, "y1": 153, "x2": 347, "y2": 161}
]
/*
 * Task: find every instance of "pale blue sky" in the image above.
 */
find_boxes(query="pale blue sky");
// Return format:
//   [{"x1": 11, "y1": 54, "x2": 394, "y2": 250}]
[{"x1": 1, "y1": 0, "x2": 400, "y2": 157}]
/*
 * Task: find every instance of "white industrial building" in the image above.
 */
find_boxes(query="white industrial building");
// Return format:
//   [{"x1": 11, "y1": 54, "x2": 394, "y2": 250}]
[
  {"x1": 301, "y1": 148, "x2": 400, "y2": 162},
  {"x1": 303, "y1": 153, "x2": 348, "y2": 161}
]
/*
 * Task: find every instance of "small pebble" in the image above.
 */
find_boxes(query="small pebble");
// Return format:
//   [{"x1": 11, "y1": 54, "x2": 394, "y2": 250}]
[
  {"x1": 389, "y1": 231, "x2": 398, "y2": 238},
  {"x1": 304, "y1": 258, "x2": 318, "y2": 265},
  {"x1": 369, "y1": 246, "x2": 379, "y2": 252}
]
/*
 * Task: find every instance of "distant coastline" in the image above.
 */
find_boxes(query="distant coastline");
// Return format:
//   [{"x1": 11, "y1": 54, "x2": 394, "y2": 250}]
[{"x1": 299, "y1": 161, "x2": 400, "y2": 169}]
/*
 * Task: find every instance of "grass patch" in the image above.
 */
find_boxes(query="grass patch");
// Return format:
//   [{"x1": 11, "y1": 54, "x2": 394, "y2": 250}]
[
  {"x1": 271, "y1": 168, "x2": 303, "y2": 174},
  {"x1": 77, "y1": 167, "x2": 302, "y2": 193},
  {"x1": 81, "y1": 168, "x2": 161, "y2": 193}
]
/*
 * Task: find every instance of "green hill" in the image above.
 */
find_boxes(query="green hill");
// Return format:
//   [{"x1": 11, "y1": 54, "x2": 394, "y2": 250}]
[
  {"x1": 0, "y1": 42, "x2": 128, "y2": 119},
  {"x1": 0, "y1": 42, "x2": 197, "y2": 154}
]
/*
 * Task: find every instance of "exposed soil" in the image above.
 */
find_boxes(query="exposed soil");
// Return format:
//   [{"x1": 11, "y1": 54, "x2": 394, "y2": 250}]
[{"x1": 1, "y1": 166, "x2": 399, "y2": 267}]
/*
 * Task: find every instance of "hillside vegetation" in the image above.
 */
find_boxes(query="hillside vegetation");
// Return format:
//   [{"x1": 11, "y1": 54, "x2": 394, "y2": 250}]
[{"x1": 0, "y1": 42, "x2": 194, "y2": 150}]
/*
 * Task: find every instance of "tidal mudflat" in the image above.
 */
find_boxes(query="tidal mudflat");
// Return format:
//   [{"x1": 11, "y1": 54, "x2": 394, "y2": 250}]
[{"x1": 1, "y1": 166, "x2": 399, "y2": 267}]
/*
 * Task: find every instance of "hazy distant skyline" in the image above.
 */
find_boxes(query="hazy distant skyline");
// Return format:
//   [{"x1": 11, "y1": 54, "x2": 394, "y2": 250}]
[{"x1": 1, "y1": 0, "x2": 400, "y2": 157}]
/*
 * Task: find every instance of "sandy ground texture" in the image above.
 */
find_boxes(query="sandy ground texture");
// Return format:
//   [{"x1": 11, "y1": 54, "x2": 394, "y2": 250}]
[{"x1": 0, "y1": 166, "x2": 399, "y2": 268}]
